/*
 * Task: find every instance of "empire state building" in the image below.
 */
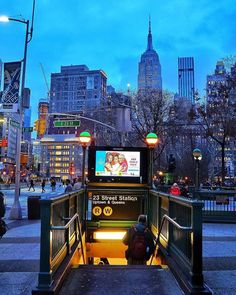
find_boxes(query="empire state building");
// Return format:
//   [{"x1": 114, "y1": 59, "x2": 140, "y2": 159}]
[{"x1": 138, "y1": 19, "x2": 162, "y2": 91}]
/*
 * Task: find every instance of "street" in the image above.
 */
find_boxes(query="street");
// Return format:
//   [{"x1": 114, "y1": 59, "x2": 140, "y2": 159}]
[{"x1": 2, "y1": 183, "x2": 65, "y2": 218}]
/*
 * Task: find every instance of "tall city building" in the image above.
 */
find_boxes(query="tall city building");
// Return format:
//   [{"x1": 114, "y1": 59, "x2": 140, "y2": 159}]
[
  {"x1": 40, "y1": 134, "x2": 82, "y2": 179},
  {"x1": 49, "y1": 65, "x2": 107, "y2": 114},
  {"x1": 138, "y1": 18, "x2": 162, "y2": 92},
  {"x1": 106, "y1": 86, "x2": 132, "y2": 131},
  {"x1": 178, "y1": 57, "x2": 195, "y2": 104},
  {"x1": 37, "y1": 100, "x2": 49, "y2": 139},
  {"x1": 206, "y1": 61, "x2": 236, "y2": 179},
  {"x1": 23, "y1": 107, "x2": 31, "y2": 142},
  {"x1": 206, "y1": 61, "x2": 227, "y2": 104}
]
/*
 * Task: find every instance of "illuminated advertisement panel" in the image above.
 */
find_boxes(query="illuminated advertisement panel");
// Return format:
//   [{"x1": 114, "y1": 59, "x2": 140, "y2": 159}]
[{"x1": 95, "y1": 150, "x2": 140, "y2": 177}]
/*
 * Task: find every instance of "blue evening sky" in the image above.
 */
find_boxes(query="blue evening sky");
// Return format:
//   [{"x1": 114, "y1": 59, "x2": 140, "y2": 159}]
[{"x1": 0, "y1": 0, "x2": 236, "y2": 123}]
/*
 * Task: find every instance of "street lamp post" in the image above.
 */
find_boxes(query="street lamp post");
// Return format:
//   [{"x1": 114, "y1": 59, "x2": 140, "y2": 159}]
[
  {"x1": 146, "y1": 133, "x2": 159, "y2": 188},
  {"x1": 78, "y1": 131, "x2": 91, "y2": 188},
  {"x1": 0, "y1": 4, "x2": 35, "y2": 219},
  {"x1": 193, "y1": 148, "x2": 202, "y2": 192}
]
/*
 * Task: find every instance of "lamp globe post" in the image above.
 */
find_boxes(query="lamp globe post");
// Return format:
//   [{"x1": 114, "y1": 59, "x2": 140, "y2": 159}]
[
  {"x1": 0, "y1": 5, "x2": 35, "y2": 219},
  {"x1": 78, "y1": 131, "x2": 91, "y2": 188},
  {"x1": 193, "y1": 148, "x2": 202, "y2": 192},
  {"x1": 146, "y1": 133, "x2": 158, "y2": 188}
]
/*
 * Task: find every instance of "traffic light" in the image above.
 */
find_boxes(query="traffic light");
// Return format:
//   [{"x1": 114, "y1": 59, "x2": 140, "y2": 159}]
[
  {"x1": 38, "y1": 119, "x2": 46, "y2": 136},
  {"x1": 0, "y1": 138, "x2": 8, "y2": 147},
  {"x1": 34, "y1": 119, "x2": 46, "y2": 136},
  {"x1": 34, "y1": 120, "x2": 39, "y2": 131},
  {"x1": 69, "y1": 162, "x2": 75, "y2": 176}
]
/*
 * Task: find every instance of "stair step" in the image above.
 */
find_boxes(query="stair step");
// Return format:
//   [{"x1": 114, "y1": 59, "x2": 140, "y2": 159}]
[
  {"x1": 59, "y1": 265, "x2": 183, "y2": 295},
  {"x1": 73, "y1": 264, "x2": 163, "y2": 270}
]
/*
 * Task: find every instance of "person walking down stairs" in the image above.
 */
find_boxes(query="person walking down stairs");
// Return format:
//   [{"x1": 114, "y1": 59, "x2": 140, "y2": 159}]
[{"x1": 123, "y1": 214, "x2": 155, "y2": 265}]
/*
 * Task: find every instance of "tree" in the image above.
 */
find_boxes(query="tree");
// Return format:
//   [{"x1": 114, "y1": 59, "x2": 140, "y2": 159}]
[
  {"x1": 196, "y1": 70, "x2": 236, "y2": 184},
  {"x1": 222, "y1": 55, "x2": 236, "y2": 71},
  {"x1": 131, "y1": 89, "x2": 175, "y2": 168}
]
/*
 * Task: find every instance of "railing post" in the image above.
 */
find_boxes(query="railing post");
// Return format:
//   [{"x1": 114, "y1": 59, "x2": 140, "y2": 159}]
[
  {"x1": 66, "y1": 226, "x2": 71, "y2": 254},
  {"x1": 83, "y1": 188, "x2": 86, "y2": 221},
  {"x1": 37, "y1": 199, "x2": 53, "y2": 289},
  {"x1": 167, "y1": 196, "x2": 173, "y2": 251},
  {"x1": 190, "y1": 201, "x2": 204, "y2": 287},
  {"x1": 67, "y1": 195, "x2": 71, "y2": 254},
  {"x1": 75, "y1": 215, "x2": 79, "y2": 242}
]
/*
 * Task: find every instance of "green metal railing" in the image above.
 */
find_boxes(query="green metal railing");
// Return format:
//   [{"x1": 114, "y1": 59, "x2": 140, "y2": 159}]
[
  {"x1": 150, "y1": 214, "x2": 192, "y2": 265},
  {"x1": 33, "y1": 186, "x2": 212, "y2": 294},
  {"x1": 156, "y1": 186, "x2": 236, "y2": 222},
  {"x1": 51, "y1": 213, "x2": 85, "y2": 264},
  {"x1": 149, "y1": 190, "x2": 205, "y2": 291},
  {"x1": 197, "y1": 190, "x2": 236, "y2": 222},
  {"x1": 35, "y1": 189, "x2": 85, "y2": 291}
]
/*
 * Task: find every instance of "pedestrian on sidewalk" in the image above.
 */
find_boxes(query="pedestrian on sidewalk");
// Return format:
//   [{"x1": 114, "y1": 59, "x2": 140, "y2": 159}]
[
  {"x1": 0, "y1": 191, "x2": 6, "y2": 218},
  {"x1": 0, "y1": 191, "x2": 7, "y2": 238},
  {"x1": 41, "y1": 179, "x2": 46, "y2": 193},
  {"x1": 65, "y1": 179, "x2": 73, "y2": 193},
  {"x1": 28, "y1": 179, "x2": 35, "y2": 191},
  {"x1": 169, "y1": 183, "x2": 181, "y2": 196},
  {"x1": 181, "y1": 184, "x2": 191, "y2": 198},
  {"x1": 51, "y1": 178, "x2": 56, "y2": 191},
  {"x1": 123, "y1": 214, "x2": 155, "y2": 265},
  {"x1": 26, "y1": 176, "x2": 30, "y2": 188},
  {"x1": 73, "y1": 178, "x2": 81, "y2": 190}
]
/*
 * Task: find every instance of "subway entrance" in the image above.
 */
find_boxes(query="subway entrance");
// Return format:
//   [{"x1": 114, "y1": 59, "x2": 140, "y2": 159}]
[
  {"x1": 33, "y1": 145, "x2": 211, "y2": 295},
  {"x1": 84, "y1": 145, "x2": 161, "y2": 266}
]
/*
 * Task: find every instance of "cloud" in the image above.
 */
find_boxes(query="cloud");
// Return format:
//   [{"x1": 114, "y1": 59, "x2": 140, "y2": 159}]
[{"x1": 0, "y1": 0, "x2": 235, "y2": 122}]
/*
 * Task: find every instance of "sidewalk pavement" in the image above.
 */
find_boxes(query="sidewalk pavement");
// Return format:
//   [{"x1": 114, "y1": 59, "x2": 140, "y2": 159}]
[
  {"x1": 0, "y1": 183, "x2": 28, "y2": 190},
  {"x1": 1, "y1": 210, "x2": 236, "y2": 295},
  {"x1": 0, "y1": 214, "x2": 40, "y2": 295},
  {"x1": 203, "y1": 223, "x2": 236, "y2": 295}
]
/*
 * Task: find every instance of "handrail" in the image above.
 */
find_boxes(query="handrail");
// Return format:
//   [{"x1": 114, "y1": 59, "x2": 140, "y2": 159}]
[
  {"x1": 150, "y1": 214, "x2": 192, "y2": 265},
  {"x1": 51, "y1": 213, "x2": 85, "y2": 264},
  {"x1": 51, "y1": 213, "x2": 79, "y2": 230},
  {"x1": 161, "y1": 214, "x2": 193, "y2": 232}
]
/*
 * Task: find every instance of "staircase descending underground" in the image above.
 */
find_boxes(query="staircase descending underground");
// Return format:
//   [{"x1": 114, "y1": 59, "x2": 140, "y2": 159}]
[{"x1": 59, "y1": 264, "x2": 183, "y2": 295}]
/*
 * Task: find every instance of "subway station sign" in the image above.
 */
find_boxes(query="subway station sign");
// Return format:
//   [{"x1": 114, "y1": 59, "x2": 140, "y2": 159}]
[{"x1": 88, "y1": 190, "x2": 146, "y2": 220}]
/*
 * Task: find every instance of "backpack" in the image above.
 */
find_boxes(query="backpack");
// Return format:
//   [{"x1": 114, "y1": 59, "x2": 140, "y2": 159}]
[
  {"x1": 0, "y1": 218, "x2": 7, "y2": 238},
  {"x1": 130, "y1": 226, "x2": 147, "y2": 260}
]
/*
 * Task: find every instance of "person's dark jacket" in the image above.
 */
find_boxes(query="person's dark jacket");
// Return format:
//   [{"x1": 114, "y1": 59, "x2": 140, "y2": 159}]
[
  {"x1": 181, "y1": 186, "x2": 190, "y2": 198},
  {"x1": 0, "y1": 192, "x2": 6, "y2": 218},
  {"x1": 123, "y1": 223, "x2": 155, "y2": 260}
]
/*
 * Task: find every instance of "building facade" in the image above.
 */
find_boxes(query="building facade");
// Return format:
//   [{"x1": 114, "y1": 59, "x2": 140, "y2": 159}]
[
  {"x1": 206, "y1": 61, "x2": 236, "y2": 180},
  {"x1": 49, "y1": 65, "x2": 107, "y2": 115},
  {"x1": 40, "y1": 134, "x2": 83, "y2": 179},
  {"x1": 206, "y1": 61, "x2": 227, "y2": 104},
  {"x1": 37, "y1": 100, "x2": 49, "y2": 139},
  {"x1": 178, "y1": 57, "x2": 195, "y2": 104},
  {"x1": 138, "y1": 19, "x2": 162, "y2": 92},
  {"x1": 23, "y1": 107, "x2": 32, "y2": 142}
]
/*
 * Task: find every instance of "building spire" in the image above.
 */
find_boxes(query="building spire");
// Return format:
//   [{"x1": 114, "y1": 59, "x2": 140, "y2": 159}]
[
  {"x1": 149, "y1": 15, "x2": 151, "y2": 34},
  {"x1": 147, "y1": 15, "x2": 153, "y2": 50}
]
